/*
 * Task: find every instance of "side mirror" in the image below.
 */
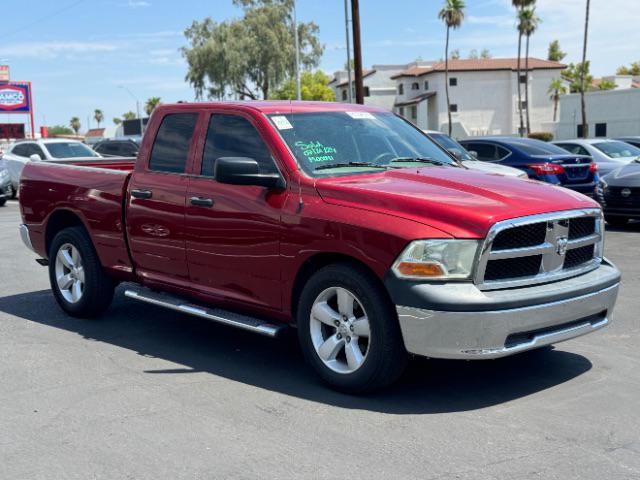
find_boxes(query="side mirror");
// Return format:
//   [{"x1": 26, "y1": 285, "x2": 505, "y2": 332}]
[
  {"x1": 29, "y1": 154, "x2": 42, "y2": 161},
  {"x1": 469, "y1": 151, "x2": 478, "y2": 159},
  {"x1": 215, "y1": 157, "x2": 285, "y2": 190},
  {"x1": 447, "y1": 148, "x2": 463, "y2": 161}
]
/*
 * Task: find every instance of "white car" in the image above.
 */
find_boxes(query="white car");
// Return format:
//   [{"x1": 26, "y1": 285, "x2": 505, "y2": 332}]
[
  {"x1": 1, "y1": 139, "x2": 101, "y2": 196},
  {"x1": 424, "y1": 130, "x2": 528, "y2": 178},
  {"x1": 552, "y1": 138, "x2": 640, "y2": 177}
]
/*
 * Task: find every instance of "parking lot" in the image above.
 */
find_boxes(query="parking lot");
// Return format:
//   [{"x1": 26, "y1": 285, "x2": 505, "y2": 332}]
[{"x1": 0, "y1": 199, "x2": 639, "y2": 479}]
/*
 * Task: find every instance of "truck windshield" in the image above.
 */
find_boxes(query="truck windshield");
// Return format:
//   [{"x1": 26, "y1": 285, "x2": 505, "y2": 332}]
[
  {"x1": 46, "y1": 142, "x2": 99, "y2": 159},
  {"x1": 268, "y1": 111, "x2": 456, "y2": 176}
]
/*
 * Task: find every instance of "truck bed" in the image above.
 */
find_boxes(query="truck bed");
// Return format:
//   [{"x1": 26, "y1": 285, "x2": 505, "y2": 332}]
[{"x1": 20, "y1": 157, "x2": 136, "y2": 279}]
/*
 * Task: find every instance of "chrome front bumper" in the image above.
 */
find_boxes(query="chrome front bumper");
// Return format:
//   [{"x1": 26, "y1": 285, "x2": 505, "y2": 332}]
[{"x1": 395, "y1": 262, "x2": 620, "y2": 360}]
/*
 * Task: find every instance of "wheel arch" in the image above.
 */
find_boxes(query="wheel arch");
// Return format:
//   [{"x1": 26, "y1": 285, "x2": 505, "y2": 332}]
[{"x1": 45, "y1": 209, "x2": 88, "y2": 256}]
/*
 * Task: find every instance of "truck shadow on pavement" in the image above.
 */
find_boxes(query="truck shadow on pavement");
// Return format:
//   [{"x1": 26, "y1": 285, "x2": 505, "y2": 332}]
[{"x1": 0, "y1": 288, "x2": 593, "y2": 414}]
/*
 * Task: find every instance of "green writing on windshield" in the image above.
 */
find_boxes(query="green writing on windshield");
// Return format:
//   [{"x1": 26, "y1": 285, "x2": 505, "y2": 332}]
[{"x1": 294, "y1": 141, "x2": 337, "y2": 163}]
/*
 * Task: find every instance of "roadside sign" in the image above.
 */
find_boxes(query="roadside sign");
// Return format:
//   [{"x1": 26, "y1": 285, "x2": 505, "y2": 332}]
[
  {"x1": 0, "y1": 123, "x2": 25, "y2": 139},
  {"x1": 0, "y1": 65, "x2": 8, "y2": 82},
  {"x1": 0, "y1": 83, "x2": 31, "y2": 113}
]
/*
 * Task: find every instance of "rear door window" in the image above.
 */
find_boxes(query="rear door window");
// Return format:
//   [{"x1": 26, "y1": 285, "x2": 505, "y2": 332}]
[
  {"x1": 470, "y1": 143, "x2": 498, "y2": 161},
  {"x1": 11, "y1": 144, "x2": 30, "y2": 157},
  {"x1": 149, "y1": 113, "x2": 198, "y2": 173},
  {"x1": 201, "y1": 114, "x2": 277, "y2": 177}
]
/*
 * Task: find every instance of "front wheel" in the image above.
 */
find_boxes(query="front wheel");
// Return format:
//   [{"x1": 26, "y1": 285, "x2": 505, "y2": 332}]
[
  {"x1": 297, "y1": 263, "x2": 408, "y2": 393},
  {"x1": 0, "y1": 196, "x2": 5, "y2": 207},
  {"x1": 49, "y1": 227, "x2": 115, "y2": 318}
]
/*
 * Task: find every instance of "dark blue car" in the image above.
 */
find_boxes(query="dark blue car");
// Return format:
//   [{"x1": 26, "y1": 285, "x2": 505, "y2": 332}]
[{"x1": 459, "y1": 137, "x2": 599, "y2": 196}]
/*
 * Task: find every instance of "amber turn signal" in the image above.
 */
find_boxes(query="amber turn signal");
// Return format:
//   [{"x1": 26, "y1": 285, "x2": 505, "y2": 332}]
[{"x1": 396, "y1": 262, "x2": 445, "y2": 277}]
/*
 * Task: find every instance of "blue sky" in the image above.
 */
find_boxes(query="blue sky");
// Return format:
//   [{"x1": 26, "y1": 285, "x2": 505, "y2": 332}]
[{"x1": 1, "y1": 0, "x2": 638, "y2": 131}]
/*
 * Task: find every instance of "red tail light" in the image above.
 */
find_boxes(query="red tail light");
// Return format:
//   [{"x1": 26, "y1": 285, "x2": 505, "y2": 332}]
[
  {"x1": 528, "y1": 163, "x2": 565, "y2": 176},
  {"x1": 589, "y1": 162, "x2": 598, "y2": 173}
]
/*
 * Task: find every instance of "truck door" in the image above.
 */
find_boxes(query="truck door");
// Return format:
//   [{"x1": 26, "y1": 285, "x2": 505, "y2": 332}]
[
  {"x1": 185, "y1": 112, "x2": 287, "y2": 310},
  {"x1": 126, "y1": 112, "x2": 199, "y2": 287}
]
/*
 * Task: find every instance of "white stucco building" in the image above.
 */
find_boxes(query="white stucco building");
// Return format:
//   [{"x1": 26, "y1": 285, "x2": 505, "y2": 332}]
[{"x1": 555, "y1": 87, "x2": 640, "y2": 140}]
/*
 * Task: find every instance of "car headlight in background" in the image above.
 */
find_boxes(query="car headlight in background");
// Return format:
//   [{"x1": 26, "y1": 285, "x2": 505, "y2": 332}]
[{"x1": 392, "y1": 239, "x2": 479, "y2": 280}]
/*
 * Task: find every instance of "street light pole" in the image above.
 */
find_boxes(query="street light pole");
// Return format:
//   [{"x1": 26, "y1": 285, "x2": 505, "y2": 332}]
[
  {"x1": 293, "y1": 0, "x2": 301, "y2": 101},
  {"x1": 350, "y1": 0, "x2": 365, "y2": 104},
  {"x1": 118, "y1": 85, "x2": 144, "y2": 135},
  {"x1": 344, "y1": 0, "x2": 353, "y2": 103}
]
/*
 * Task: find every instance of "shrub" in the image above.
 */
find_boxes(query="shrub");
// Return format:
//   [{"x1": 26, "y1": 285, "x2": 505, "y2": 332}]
[{"x1": 528, "y1": 132, "x2": 554, "y2": 142}]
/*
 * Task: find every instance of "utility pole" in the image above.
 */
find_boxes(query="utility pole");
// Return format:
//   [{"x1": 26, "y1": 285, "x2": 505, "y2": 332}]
[
  {"x1": 293, "y1": 0, "x2": 301, "y2": 101},
  {"x1": 119, "y1": 85, "x2": 144, "y2": 135},
  {"x1": 350, "y1": 0, "x2": 364, "y2": 104},
  {"x1": 344, "y1": 0, "x2": 353, "y2": 103}
]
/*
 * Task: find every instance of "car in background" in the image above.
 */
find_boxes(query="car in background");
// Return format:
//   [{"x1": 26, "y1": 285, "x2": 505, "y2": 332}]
[
  {"x1": 459, "y1": 137, "x2": 598, "y2": 196},
  {"x1": 552, "y1": 139, "x2": 640, "y2": 177},
  {"x1": 0, "y1": 167, "x2": 10, "y2": 206},
  {"x1": 424, "y1": 130, "x2": 527, "y2": 178},
  {"x1": 93, "y1": 138, "x2": 140, "y2": 158},
  {"x1": 614, "y1": 136, "x2": 640, "y2": 149},
  {"x1": 595, "y1": 158, "x2": 640, "y2": 226},
  {"x1": 2, "y1": 139, "x2": 102, "y2": 195}
]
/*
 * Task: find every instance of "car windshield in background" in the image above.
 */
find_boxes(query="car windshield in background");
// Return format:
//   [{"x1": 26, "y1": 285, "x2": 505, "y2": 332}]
[
  {"x1": 593, "y1": 141, "x2": 640, "y2": 159},
  {"x1": 429, "y1": 133, "x2": 473, "y2": 161},
  {"x1": 506, "y1": 139, "x2": 572, "y2": 156},
  {"x1": 46, "y1": 142, "x2": 99, "y2": 159},
  {"x1": 268, "y1": 111, "x2": 456, "y2": 176}
]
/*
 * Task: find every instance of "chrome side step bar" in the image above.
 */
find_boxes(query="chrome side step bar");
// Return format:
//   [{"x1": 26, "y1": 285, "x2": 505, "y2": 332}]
[{"x1": 124, "y1": 287, "x2": 286, "y2": 338}]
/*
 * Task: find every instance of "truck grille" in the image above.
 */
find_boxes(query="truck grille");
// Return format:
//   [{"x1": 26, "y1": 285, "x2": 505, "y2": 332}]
[{"x1": 475, "y1": 209, "x2": 603, "y2": 290}]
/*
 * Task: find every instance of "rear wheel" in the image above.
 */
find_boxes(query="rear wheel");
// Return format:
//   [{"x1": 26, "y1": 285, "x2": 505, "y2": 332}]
[
  {"x1": 297, "y1": 263, "x2": 408, "y2": 393},
  {"x1": 0, "y1": 196, "x2": 5, "y2": 207},
  {"x1": 49, "y1": 227, "x2": 115, "y2": 318},
  {"x1": 8, "y1": 184, "x2": 16, "y2": 199},
  {"x1": 605, "y1": 216, "x2": 629, "y2": 227}
]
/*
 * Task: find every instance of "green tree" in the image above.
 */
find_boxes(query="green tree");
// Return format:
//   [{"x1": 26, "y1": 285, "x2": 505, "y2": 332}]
[
  {"x1": 48, "y1": 125, "x2": 74, "y2": 136},
  {"x1": 449, "y1": 49, "x2": 461, "y2": 60},
  {"x1": 69, "y1": 117, "x2": 81, "y2": 135},
  {"x1": 580, "y1": 0, "x2": 591, "y2": 138},
  {"x1": 113, "y1": 118, "x2": 122, "y2": 125},
  {"x1": 512, "y1": 0, "x2": 535, "y2": 136},
  {"x1": 182, "y1": 0, "x2": 323, "y2": 100},
  {"x1": 598, "y1": 79, "x2": 616, "y2": 90},
  {"x1": 468, "y1": 49, "x2": 478, "y2": 59},
  {"x1": 616, "y1": 61, "x2": 640, "y2": 76},
  {"x1": 94, "y1": 109, "x2": 104, "y2": 128},
  {"x1": 480, "y1": 48, "x2": 492, "y2": 59},
  {"x1": 547, "y1": 40, "x2": 566, "y2": 62},
  {"x1": 145, "y1": 97, "x2": 162, "y2": 115},
  {"x1": 271, "y1": 70, "x2": 335, "y2": 101},
  {"x1": 519, "y1": 6, "x2": 541, "y2": 134},
  {"x1": 562, "y1": 62, "x2": 593, "y2": 93},
  {"x1": 547, "y1": 78, "x2": 567, "y2": 122},
  {"x1": 439, "y1": 0, "x2": 465, "y2": 136},
  {"x1": 122, "y1": 111, "x2": 136, "y2": 121}
]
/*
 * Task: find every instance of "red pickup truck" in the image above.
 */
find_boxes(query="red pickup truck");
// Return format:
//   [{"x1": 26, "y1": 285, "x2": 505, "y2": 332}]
[{"x1": 19, "y1": 101, "x2": 621, "y2": 392}]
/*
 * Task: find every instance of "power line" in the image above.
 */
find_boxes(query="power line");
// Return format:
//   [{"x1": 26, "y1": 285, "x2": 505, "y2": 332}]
[{"x1": 0, "y1": 0, "x2": 88, "y2": 41}]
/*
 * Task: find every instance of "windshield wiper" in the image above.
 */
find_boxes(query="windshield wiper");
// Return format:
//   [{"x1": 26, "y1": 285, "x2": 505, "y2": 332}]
[
  {"x1": 314, "y1": 162, "x2": 388, "y2": 171},
  {"x1": 388, "y1": 157, "x2": 451, "y2": 167}
]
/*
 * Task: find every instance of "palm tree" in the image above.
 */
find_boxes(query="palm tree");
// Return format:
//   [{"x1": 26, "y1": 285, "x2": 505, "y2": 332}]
[
  {"x1": 580, "y1": 0, "x2": 591, "y2": 138},
  {"x1": 145, "y1": 97, "x2": 162, "y2": 116},
  {"x1": 512, "y1": 0, "x2": 535, "y2": 137},
  {"x1": 94, "y1": 109, "x2": 104, "y2": 128},
  {"x1": 519, "y1": 7, "x2": 541, "y2": 134},
  {"x1": 113, "y1": 118, "x2": 122, "y2": 125},
  {"x1": 70, "y1": 117, "x2": 81, "y2": 135},
  {"x1": 438, "y1": 0, "x2": 465, "y2": 136},
  {"x1": 122, "y1": 111, "x2": 136, "y2": 121},
  {"x1": 547, "y1": 78, "x2": 567, "y2": 122}
]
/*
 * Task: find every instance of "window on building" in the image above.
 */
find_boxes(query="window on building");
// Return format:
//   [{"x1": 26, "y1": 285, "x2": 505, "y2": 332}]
[
  {"x1": 411, "y1": 106, "x2": 417, "y2": 120},
  {"x1": 398, "y1": 107, "x2": 405, "y2": 117},
  {"x1": 342, "y1": 89, "x2": 347, "y2": 101},
  {"x1": 364, "y1": 86, "x2": 370, "y2": 97},
  {"x1": 449, "y1": 77, "x2": 458, "y2": 87},
  {"x1": 520, "y1": 101, "x2": 527, "y2": 111},
  {"x1": 450, "y1": 104, "x2": 458, "y2": 113},
  {"x1": 519, "y1": 74, "x2": 527, "y2": 84},
  {"x1": 577, "y1": 124, "x2": 585, "y2": 138},
  {"x1": 398, "y1": 83, "x2": 404, "y2": 95},
  {"x1": 202, "y1": 114, "x2": 277, "y2": 177},
  {"x1": 411, "y1": 82, "x2": 420, "y2": 90},
  {"x1": 595, "y1": 123, "x2": 607, "y2": 137},
  {"x1": 424, "y1": 81, "x2": 429, "y2": 90},
  {"x1": 148, "y1": 113, "x2": 197, "y2": 174}
]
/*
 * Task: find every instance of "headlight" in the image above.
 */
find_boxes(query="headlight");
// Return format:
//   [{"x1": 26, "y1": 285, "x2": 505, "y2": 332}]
[{"x1": 392, "y1": 239, "x2": 480, "y2": 280}]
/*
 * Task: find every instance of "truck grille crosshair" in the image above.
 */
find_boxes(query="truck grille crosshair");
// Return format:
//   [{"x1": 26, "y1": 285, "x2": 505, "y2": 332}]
[{"x1": 474, "y1": 209, "x2": 603, "y2": 290}]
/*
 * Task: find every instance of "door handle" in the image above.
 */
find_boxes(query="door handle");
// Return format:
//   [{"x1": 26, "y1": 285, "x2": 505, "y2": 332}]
[
  {"x1": 131, "y1": 189, "x2": 152, "y2": 199},
  {"x1": 190, "y1": 196, "x2": 214, "y2": 207}
]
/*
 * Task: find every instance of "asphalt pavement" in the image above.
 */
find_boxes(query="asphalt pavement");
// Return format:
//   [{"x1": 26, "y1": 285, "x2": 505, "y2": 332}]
[{"x1": 1, "y1": 200, "x2": 639, "y2": 480}]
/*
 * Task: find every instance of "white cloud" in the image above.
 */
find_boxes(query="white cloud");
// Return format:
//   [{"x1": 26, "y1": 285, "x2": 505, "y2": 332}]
[
  {"x1": 0, "y1": 41, "x2": 117, "y2": 59},
  {"x1": 467, "y1": 15, "x2": 514, "y2": 28},
  {"x1": 123, "y1": 0, "x2": 151, "y2": 7}
]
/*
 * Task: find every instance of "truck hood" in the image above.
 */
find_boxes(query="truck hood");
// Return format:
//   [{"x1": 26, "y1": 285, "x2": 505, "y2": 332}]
[
  {"x1": 315, "y1": 167, "x2": 598, "y2": 238},
  {"x1": 602, "y1": 160, "x2": 640, "y2": 186}
]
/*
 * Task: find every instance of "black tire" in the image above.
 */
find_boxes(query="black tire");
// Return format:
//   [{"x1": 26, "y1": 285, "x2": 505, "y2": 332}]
[
  {"x1": 0, "y1": 197, "x2": 5, "y2": 207},
  {"x1": 605, "y1": 216, "x2": 629, "y2": 227},
  {"x1": 9, "y1": 184, "x2": 16, "y2": 199},
  {"x1": 48, "y1": 227, "x2": 115, "y2": 318},
  {"x1": 297, "y1": 263, "x2": 408, "y2": 393}
]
